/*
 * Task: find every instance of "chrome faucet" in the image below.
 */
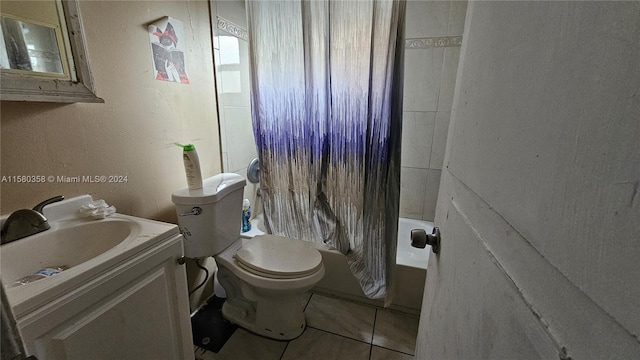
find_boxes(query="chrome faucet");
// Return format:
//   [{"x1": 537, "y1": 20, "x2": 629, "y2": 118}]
[{"x1": 1, "y1": 196, "x2": 64, "y2": 245}]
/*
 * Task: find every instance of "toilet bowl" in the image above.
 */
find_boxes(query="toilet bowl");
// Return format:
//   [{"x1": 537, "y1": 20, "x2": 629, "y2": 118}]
[
  {"x1": 172, "y1": 174, "x2": 325, "y2": 340},
  {"x1": 215, "y1": 235, "x2": 324, "y2": 340}
]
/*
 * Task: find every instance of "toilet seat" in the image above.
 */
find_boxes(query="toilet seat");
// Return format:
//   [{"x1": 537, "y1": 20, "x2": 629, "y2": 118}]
[{"x1": 233, "y1": 235, "x2": 323, "y2": 279}]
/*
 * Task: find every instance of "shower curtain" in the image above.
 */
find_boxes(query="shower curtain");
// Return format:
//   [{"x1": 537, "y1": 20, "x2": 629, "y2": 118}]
[{"x1": 247, "y1": 0, "x2": 405, "y2": 301}]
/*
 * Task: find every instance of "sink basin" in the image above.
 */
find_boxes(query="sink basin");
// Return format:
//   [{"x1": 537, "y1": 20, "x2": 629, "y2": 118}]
[
  {"x1": 0, "y1": 219, "x2": 139, "y2": 287},
  {"x1": 0, "y1": 195, "x2": 180, "y2": 318}
]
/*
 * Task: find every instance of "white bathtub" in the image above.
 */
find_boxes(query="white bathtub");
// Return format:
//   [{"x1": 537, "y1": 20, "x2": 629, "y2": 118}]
[{"x1": 242, "y1": 214, "x2": 432, "y2": 314}]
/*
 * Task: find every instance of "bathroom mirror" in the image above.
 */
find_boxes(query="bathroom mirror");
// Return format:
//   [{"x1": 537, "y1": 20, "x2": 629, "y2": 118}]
[
  {"x1": 0, "y1": 0, "x2": 103, "y2": 103},
  {"x1": 1, "y1": 15, "x2": 67, "y2": 76}
]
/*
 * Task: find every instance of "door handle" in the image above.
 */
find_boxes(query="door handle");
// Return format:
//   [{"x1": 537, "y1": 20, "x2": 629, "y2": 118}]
[{"x1": 410, "y1": 227, "x2": 441, "y2": 254}]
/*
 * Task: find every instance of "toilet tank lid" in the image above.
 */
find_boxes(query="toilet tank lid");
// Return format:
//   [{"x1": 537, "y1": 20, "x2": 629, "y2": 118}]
[{"x1": 172, "y1": 173, "x2": 246, "y2": 205}]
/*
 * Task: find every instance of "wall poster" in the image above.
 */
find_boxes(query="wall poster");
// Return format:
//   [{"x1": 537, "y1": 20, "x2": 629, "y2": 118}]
[{"x1": 148, "y1": 16, "x2": 189, "y2": 84}]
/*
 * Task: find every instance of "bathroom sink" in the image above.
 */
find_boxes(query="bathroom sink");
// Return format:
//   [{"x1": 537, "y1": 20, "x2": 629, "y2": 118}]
[
  {"x1": 0, "y1": 195, "x2": 180, "y2": 318},
  {"x1": 0, "y1": 219, "x2": 139, "y2": 288}
]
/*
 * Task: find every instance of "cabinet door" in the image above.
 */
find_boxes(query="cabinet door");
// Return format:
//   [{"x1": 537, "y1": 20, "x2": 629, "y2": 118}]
[{"x1": 18, "y1": 236, "x2": 193, "y2": 360}]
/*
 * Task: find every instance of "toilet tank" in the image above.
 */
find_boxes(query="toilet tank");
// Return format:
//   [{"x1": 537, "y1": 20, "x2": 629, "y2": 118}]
[{"x1": 172, "y1": 173, "x2": 246, "y2": 258}]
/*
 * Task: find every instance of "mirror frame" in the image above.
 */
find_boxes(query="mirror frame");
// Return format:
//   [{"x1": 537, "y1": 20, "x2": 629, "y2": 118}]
[{"x1": 0, "y1": 0, "x2": 103, "y2": 103}]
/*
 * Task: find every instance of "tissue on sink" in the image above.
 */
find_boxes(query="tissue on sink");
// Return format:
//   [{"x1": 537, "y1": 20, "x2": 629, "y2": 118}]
[{"x1": 79, "y1": 200, "x2": 116, "y2": 219}]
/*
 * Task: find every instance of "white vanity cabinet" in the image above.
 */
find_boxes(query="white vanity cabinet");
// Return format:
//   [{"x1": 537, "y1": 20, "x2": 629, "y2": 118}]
[{"x1": 14, "y1": 234, "x2": 194, "y2": 360}]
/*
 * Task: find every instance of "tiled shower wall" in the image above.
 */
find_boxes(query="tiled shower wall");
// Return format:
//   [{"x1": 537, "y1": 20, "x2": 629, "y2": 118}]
[
  {"x1": 210, "y1": 0, "x2": 261, "y2": 212},
  {"x1": 212, "y1": 0, "x2": 467, "y2": 221},
  {"x1": 399, "y1": 0, "x2": 467, "y2": 221}
]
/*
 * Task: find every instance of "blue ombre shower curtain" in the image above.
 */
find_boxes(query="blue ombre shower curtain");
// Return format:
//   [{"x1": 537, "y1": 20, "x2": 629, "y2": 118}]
[{"x1": 248, "y1": 0, "x2": 405, "y2": 301}]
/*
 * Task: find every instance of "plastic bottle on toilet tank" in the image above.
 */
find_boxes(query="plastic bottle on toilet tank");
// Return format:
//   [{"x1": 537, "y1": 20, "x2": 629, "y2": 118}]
[
  {"x1": 176, "y1": 143, "x2": 203, "y2": 190},
  {"x1": 242, "y1": 199, "x2": 251, "y2": 232}
]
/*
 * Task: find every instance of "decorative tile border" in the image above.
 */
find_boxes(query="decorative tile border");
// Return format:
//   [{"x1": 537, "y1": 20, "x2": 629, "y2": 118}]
[
  {"x1": 217, "y1": 16, "x2": 248, "y2": 41},
  {"x1": 405, "y1": 36, "x2": 462, "y2": 49}
]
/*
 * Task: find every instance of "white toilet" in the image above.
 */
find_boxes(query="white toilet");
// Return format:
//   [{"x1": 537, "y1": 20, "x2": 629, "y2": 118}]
[{"x1": 172, "y1": 173, "x2": 324, "y2": 340}]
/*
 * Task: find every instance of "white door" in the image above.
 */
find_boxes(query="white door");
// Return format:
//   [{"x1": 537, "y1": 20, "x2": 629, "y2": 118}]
[{"x1": 416, "y1": 2, "x2": 640, "y2": 359}]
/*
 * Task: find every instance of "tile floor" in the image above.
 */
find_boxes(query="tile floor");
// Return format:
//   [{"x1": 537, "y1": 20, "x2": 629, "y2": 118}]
[{"x1": 194, "y1": 293, "x2": 419, "y2": 360}]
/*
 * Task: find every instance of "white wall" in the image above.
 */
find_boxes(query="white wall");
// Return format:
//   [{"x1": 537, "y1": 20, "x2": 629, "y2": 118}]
[
  {"x1": 1, "y1": 0, "x2": 222, "y2": 222},
  {"x1": 399, "y1": 0, "x2": 466, "y2": 221}
]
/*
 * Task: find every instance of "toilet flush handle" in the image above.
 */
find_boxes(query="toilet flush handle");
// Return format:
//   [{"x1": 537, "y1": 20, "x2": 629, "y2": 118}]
[{"x1": 179, "y1": 207, "x2": 202, "y2": 216}]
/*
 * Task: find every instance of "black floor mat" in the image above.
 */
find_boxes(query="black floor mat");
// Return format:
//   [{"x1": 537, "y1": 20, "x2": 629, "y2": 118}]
[{"x1": 191, "y1": 296, "x2": 237, "y2": 353}]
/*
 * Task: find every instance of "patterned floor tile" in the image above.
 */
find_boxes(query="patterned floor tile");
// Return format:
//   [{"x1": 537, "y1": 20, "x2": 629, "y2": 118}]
[
  {"x1": 301, "y1": 291, "x2": 313, "y2": 309},
  {"x1": 370, "y1": 345, "x2": 414, "y2": 360},
  {"x1": 305, "y1": 294, "x2": 376, "y2": 343},
  {"x1": 282, "y1": 327, "x2": 370, "y2": 360},
  {"x1": 372, "y1": 309, "x2": 419, "y2": 355},
  {"x1": 211, "y1": 328, "x2": 286, "y2": 360}
]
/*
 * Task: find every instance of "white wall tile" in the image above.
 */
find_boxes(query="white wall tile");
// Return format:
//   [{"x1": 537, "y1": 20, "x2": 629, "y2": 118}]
[
  {"x1": 447, "y1": 1, "x2": 468, "y2": 35},
  {"x1": 215, "y1": 0, "x2": 248, "y2": 30},
  {"x1": 217, "y1": 39, "x2": 251, "y2": 108},
  {"x1": 405, "y1": 0, "x2": 451, "y2": 38},
  {"x1": 429, "y1": 111, "x2": 451, "y2": 170},
  {"x1": 216, "y1": 61, "x2": 229, "y2": 154},
  {"x1": 401, "y1": 111, "x2": 436, "y2": 169},
  {"x1": 222, "y1": 152, "x2": 229, "y2": 172},
  {"x1": 437, "y1": 46, "x2": 461, "y2": 112},
  {"x1": 213, "y1": 48, "x2": 223, "y2": 101},
  {"x1": 400, "y1": 0, "x2": 465, "y2": 220},
  {"x1": 212, "y1": 0, "x2": 254, "y2": 176},
  {"x1": 403, "y1": 48, "x2": 445, "y2": 112},
  {"x1": 219, "y1": 119, "x2": 228, "y2": 156},
  {"x1": 422, "y1": 169, "x2": 442, "y2": 221},
  {"x1": 219, "y1": 67, "x2": 242, "y2": 93},
  {"x1": 210, "y1": 2, "x2": 220, "y2": 50},
  {"x1": 223, "y1": 106, "x2": 257, "y2": 173},
  {"x1": 213, "y1": 34, "x2": 220, "y2": 50},
  {"x1": 400, "y1": 167, "x2": 428, "y2": 219}
]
